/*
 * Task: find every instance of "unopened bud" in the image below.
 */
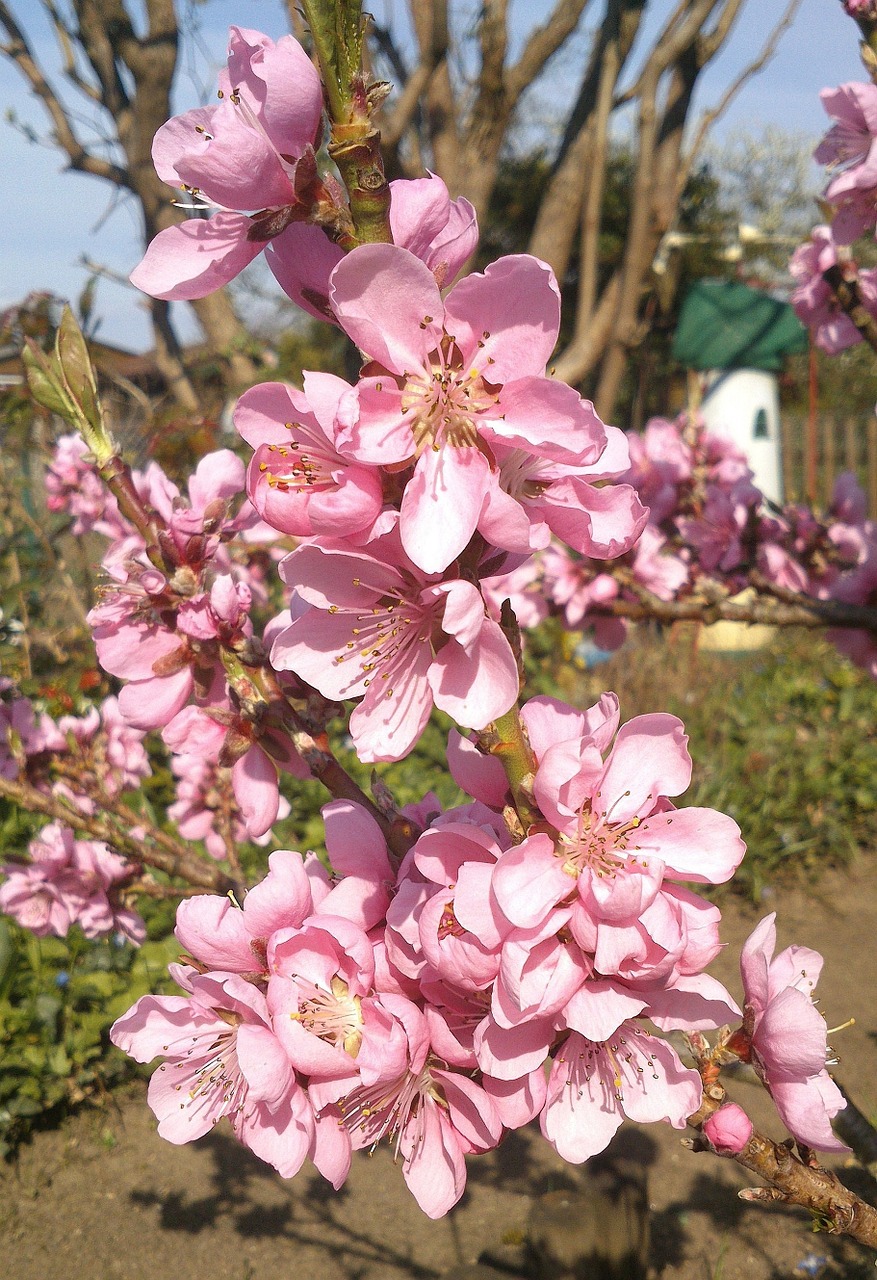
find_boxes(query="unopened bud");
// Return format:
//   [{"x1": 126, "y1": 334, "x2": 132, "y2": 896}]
[{"x1": 703, "y1": 1103, "x2": 753, "y2": 1155}]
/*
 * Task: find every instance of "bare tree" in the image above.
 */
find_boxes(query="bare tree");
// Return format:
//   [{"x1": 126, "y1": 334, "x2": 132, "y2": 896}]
[
  {"x1": 0, "y1": 0, "x2": 258, "y2": 410},
  {"x1": 368, "y1": 0, "x2": 803, "y2": 420}
]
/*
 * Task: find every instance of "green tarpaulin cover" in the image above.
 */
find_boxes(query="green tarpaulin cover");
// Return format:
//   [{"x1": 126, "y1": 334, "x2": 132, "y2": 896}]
[{"x1": 672, "y1": 280, "x2": 808, "y2": 371}]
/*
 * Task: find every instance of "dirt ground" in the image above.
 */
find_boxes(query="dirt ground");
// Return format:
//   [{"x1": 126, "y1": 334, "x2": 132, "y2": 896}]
[{"x1": 2, "y1": 857, "x2": 876, "y2": 1280}]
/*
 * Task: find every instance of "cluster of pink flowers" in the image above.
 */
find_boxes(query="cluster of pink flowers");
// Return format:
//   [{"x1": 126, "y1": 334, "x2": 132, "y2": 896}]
[
  {"x1": 110, "y1": 692, "x2": 847, "y2": 1214},
  {"x1": 491, "y1": 412, "x2": 877, "y2": 676},
  {"x1": 131, "y1": 27, "x2": 477, "y2": 316},
  {"x1": 44, "y1": 434, "x2": 127, "y2": 538},
  {"x1": 84, "y1": 448, "x2": 310, "y2": 840},
  {"x1": 0, "y1": 682, "x2": 151, "y2": 941},
  {"x1": 791, "y1": 74, "x2": 877, "y2": 350},
  {"x1": 0, "y1": 821, "x2": 144, "y2": 943},
  {"x1": 2, "y1": 16, "x2": 855, "y2": 1223}
]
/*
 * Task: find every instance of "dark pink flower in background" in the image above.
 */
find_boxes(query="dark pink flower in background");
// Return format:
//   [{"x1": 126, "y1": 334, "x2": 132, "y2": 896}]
[
  {"x1": 817, "y1": 83, "x2": 877, "y2": 201},
  {"x1": 0, "y1": 822, "x2": 144, "y2": 943},
  {"x1": 790, "y1": 227, "x2": 877, "y2": 350}
]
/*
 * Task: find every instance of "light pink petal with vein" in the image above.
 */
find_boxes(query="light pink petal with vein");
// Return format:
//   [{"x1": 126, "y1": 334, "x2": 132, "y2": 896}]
[
  {"x1": 400, "y1": 445, "x2": 490, "y2": 573},
  {"x1": 330, "y1": 244, "x2": 443, "y2": 374},
  {"x1": 130, "y1": 214, "x2": 263, "y2": 301},
  {"x1": 444, "y1": 255, "x2": 560, "y2": 380},
  {"x1": 429, "y1": 618, "x2": 518, "y2": 729},
  {"x1": 596, "y1": 714, "x2": 691, "y2": 823},
  {"x1": 633, "y1": 808, "x2": 745, "y2": 885}
]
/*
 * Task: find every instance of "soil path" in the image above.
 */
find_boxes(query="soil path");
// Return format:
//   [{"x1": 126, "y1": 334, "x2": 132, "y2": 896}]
[{"x1": 2, "y1": 858, "x2": 876, "y2": 1280}]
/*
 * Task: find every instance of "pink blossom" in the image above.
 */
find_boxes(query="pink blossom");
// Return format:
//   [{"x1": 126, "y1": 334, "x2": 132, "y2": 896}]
[
  {"x1": 0, "y1": 823, "x2": 144, "y2": 943},
  {"x1": 789, "y1": 228, "x2": 877, "y2": 350},
  {"x1": 264, "y1": 172, "x2": 481, "y2": 322},
  {"x1": 88, "y1": 453, "x2": 249, "y2": 732},
  {"x1": 478, "y1": 428, "x2": 647, "y2": 562},
  {"x1": 45, "y1": 434, "x2": 127, "y2": 538},
  {"x1": 387, "y1": 173, "x2": 478, "y2": 288},
  {"x1": 388, "y1": 821, "x2": 510, "y2": 992},
  {"x1": 491, "y1": 697, "x2": 746, "y2": 941},
  {"x1": 330, "y1": 245, "x2": 607, "y2": 572},
  {"x1": 541, "y1": 1023, "x2": 702, "y2": 1163},
  {"x1": 540, "y1": 545, "x2": 627, "y2": 647},
  {"x1": 703, "y1": 1103, "x2": 752, "y2": 1154},
  {"x1": 271, "y1": 536, "x2": 519, "y2": 762},
  {"x1": 623, "y1": 417, "x2": 693, "y2": 524},
  {"x1": 676, "y1": 482, "x2": 756, "y2": 575},
  {"x1": 164, "y1": 701, "x2": 306, "y2": 841},
  {"x1": 0, "y1": 687, "x2": 65, "y2": 780},
  {"x1": 168, "y1": 749, "x2": 293, "y2": 860},
  {"x1": 817, "y1": 83, "x2": 877, "y2": 201},
  {"x1": 233, "y1": 373, "x2": 383, "y2": 538},
  {"x1": 330, "y1": 992, "x2": 503, "y2": 1217},
  {"x1": 0, "y1": 823, "x2": 74, "y2": 937},
  {"x1": 736, "y1": 914, "x2": 848, "y2": 1151},
  {"x1": 110, "y1": 971, "x2": 316, "y2": 1177},
  {"x1": 130, "y1": 28, "x2": 324, "y2": 301},
  {"x1": 174, "y1": 850, "x2": 315, "y2": 976},
  {"x1": 631, "y1": 525, "x2": 689, "y2": 601}
]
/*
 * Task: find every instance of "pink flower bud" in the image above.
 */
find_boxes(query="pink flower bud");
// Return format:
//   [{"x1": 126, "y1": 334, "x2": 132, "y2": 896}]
[{"x1": 703, "y1": 1104, "x2": 752, "y2": 1154}]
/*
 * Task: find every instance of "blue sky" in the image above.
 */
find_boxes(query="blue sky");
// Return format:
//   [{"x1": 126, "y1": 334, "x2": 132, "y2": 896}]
[{"x1": 0, "y1": 0, "x2": 863, "y2": 351}]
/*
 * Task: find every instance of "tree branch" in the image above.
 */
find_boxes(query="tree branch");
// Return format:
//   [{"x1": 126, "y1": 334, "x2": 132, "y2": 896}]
[
  {"x1": 0, "y1": 0, "x2": 131, "y2": 187},
  {"x1": 506, "y1": 0, "x2": 590, "y2": 108},
  {"x1": 0, "y1": 774, "x2": 230, "y2": 891},
  {"x1": 690, "y1": 1082, "x2": 877, "y2": 1250},
  {"x1": 590, "y1": 579, "x2": 877, "y2": 632},
  {"x1": 683, "y1": 0, "x2": 801, "y2": 185}
]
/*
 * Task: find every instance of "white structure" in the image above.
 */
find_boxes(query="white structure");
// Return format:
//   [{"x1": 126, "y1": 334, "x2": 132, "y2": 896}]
[{"x1": 699, "y1": 367, "x2": 783, "y2": 505}]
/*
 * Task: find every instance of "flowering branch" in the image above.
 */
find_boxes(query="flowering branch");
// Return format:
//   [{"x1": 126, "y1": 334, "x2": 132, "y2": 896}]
[
  {"x1": 0, "y1": 774, "x2": 230, "y2": 891},
  {"x1": 822, "y1": 262, "x2": 877, "y2": 353},
  {"x1": 594, "y1": 578, "x2": 877, "y2": 631},
  {"x1": 477, "y1": 706, "x2": 540, "y2": 833},
  {"x1": 690, "y1": 1080, "x2": 877, "y2": 1249}
]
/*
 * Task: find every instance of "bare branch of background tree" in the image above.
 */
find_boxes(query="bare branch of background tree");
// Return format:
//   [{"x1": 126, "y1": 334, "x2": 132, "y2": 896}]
[{"x1": 683, "y1": 0, "x2": 803, "y2": 187}]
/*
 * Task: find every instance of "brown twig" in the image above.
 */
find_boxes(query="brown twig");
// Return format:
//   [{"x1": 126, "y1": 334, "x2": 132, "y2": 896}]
[
  {"x1": 0, "y1": 774, "x2": 230, "y2": 891},
  {"x1": 689, "y1": 1081, "x2": 877, "y2": 1249},
  {"x1": 594, "y1": 579, "x2": 877, "y2": 632}
]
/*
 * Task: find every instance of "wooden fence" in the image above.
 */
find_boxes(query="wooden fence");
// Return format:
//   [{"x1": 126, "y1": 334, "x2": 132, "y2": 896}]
[{"x1": 780, "y1": 413, "x2": 877, "y2": 516}]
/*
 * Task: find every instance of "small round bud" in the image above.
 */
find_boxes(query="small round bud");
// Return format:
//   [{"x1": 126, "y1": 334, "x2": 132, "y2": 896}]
[{"x1": 703, "y1": 1103, "x2": 753, "y2": 1154}]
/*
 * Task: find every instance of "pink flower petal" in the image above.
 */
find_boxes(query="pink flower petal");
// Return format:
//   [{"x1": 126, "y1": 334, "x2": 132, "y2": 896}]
[
  {"x1": 633, "y1": 808, "x2": 745, "y2": 885},
  {"x1": 429, "y1": 617, "x2": 518, "y2": 729},
  {"x1": 330, "y1": 244, "x2": 443, "y2": 374},
  {"x1": 232, "y1": 744, "x2": 280, "y2": 839},
  {"x1": 444, "y1": 255, "x2": 561, "y2": 381},
  {"x1": 400, "y1": 445, "x2": 490, "y2": 572},
  {"x1": 596, "y1": 714, "x2": 691, "y2": 823},
  {"x1": 130, "y1": 213, "x2": 263, "y2": 301}
]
